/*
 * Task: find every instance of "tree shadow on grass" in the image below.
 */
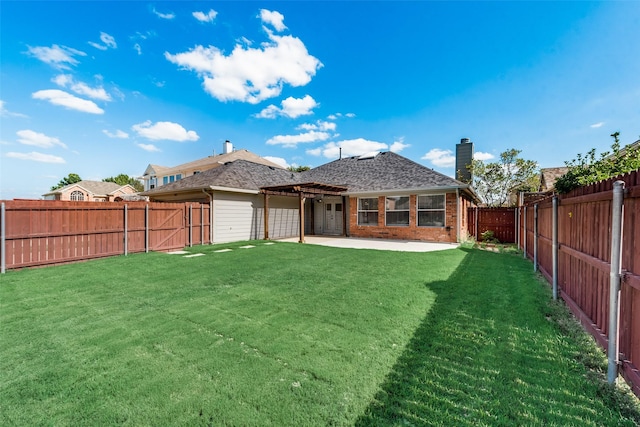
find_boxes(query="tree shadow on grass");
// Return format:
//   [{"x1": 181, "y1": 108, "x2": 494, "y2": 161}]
[{"x1": 355, "y1": 248, "x2": 636, "y2": 426}]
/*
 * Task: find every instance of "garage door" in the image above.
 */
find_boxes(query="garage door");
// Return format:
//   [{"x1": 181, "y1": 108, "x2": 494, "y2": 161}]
[{"x1": 213, "y1": 193, "x2": 262, "y2": 243}]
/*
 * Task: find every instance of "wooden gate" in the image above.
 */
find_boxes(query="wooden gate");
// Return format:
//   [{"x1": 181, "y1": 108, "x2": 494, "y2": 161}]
[{"x1": 467, "y1": 207, "x2": 516, "y2": 243}]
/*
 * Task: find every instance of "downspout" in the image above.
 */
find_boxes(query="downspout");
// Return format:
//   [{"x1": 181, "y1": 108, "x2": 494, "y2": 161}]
[
  {"x1": 202, "y1": 189, "x2": 213, "y2": 244},
  {"x1": 456, "y1": 188, "x2": 461, "y2": 243}
]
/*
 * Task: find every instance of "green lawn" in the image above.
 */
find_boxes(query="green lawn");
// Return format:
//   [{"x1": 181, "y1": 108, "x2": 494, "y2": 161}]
[{"x1": 1, "y1": 241, "x2": 638, "y2": 426}]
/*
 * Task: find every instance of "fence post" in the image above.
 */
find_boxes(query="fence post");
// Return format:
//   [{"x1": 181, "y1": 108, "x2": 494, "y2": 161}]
[
  {"x1": 552, "y1": 196, "x2": 558, "y2": 300},
  {"x1": 124, "y1": 204, "x2": 128, "y2": 256},
  {"x1": 516, "y1": 207, "x2": 520, "y2": 250},
  {"x1": 534, "y1": 204, "x2": 538, "y2": 272},
  {"x1": 145, "y1": 204, "x2": 149, "y2": 253},
  {"x1": 1, "y1": 202, "x2": 5, "y2": 274},
  {"x1": 474, "y1": 207, "x2": 478, "y2": 240},
  {"x1": 200, "y1": 204, "x2": 204, "y2": 245},
  {"x1": 608, "y1": 181, "x2": 625, "y2": 384},
  {"x1": 523, "y1": 205, "x2": 527, "y2": 259},
  {"x1": 189, "y1": 204, "x2": 193, "y2": 248}
]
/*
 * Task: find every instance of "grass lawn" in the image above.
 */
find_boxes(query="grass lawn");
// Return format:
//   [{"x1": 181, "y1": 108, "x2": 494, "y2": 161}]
[{"x1": 1, "y1": 241, "x2": 638, "y2": 426}]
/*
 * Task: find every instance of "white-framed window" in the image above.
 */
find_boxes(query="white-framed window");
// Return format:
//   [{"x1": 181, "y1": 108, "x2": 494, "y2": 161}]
[
  {"x1": 386, "y1": 196, "x2": 410, "y2": 226},
  {"x1": 417, "y1": 194, "x2": 446, "y2": 227},
  {"x1": 357, "y1": 197, "x2": 378, "y2": 226},
  {"x1": 163, "y1": 176, "x2": 169, "y2": 185},
  {"x1": 70, "y1": 190, "x2": 84, "y2": 201}
]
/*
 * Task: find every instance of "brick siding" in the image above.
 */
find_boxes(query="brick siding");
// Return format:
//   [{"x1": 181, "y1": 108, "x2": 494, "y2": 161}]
[{"x1": 348, "y1": 193, "x2": 462, "y2": 243}]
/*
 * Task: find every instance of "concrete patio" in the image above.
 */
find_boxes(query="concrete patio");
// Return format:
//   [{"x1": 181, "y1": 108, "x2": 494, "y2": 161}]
[{"x1": 277, "y1": 236, "x2": 460, "y2": 252}]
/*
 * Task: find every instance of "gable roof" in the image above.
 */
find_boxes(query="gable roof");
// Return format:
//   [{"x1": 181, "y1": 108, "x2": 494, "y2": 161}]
[
  {"x1": 539, "y1": 167, "x2": 569, "y2": 192},
  {"x1": 141, "y1": 149, "x2": 284, "y2": 178},
  {"x1": 43, "y1": 180, "x2": 126, "y2": 196},
  {"x1": 142, "y1": 160, "x2": 298, "y2": 196},
  {"x1": 303, "y1": 151, "x2": 471, "y2": 194}
]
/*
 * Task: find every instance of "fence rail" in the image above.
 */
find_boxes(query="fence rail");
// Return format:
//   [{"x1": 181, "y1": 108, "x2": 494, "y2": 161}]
[
  {"x1": 519, "y1": 170, "x2": 640, "y2": 396},
  {"x1": 0, "y1": 200, "x2": 210, "y2": 271}
]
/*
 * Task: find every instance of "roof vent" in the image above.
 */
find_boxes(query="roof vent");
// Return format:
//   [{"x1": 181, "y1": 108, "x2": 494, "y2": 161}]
[{"x1": 358, "y1": 151, "x2": 379, "y2": 160}]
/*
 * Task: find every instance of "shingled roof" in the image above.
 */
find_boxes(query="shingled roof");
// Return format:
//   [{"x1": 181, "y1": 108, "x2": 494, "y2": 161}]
[
  {"x1": 143, "y1": 160, "x2": 299, "y2": 195},
  {"x1": 302, "y1": 151, "x2": 470, "y2": 193},
  {"x1": 43, "y1": 180, "x2": 126, "y2": 196},
  {"x1": 143, "y1": 152, "x2": 478, "y2": 201}
]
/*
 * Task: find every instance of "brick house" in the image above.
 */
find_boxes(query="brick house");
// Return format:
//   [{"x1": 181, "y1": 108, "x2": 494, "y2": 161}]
[
  {"x1": 42, "y1": 180, "x2": 137, "y2": 202},
  {"x1": 143, "y1": 151, "x2": 479, "y2": 244}
]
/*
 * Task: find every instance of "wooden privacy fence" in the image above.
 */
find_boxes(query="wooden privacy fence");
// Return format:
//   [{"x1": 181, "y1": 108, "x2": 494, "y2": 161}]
[
  {"x1": 467, "y1": 207, "x2": 516, "y2": 243},
  {"x1": 0, "y1": 200, "x2": 211, "y2": 271},
  {"x1": 518, "y1": 170, "x2": 640, "y2": 396}
]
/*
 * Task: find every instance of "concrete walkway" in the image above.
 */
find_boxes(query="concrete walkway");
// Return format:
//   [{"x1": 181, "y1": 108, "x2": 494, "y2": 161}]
[{"x1": 277, "y1": 236, "x2": 459, "y2": 253}]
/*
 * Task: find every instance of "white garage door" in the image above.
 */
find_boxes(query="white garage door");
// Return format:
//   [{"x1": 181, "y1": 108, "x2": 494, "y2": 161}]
[{"x1": 213, "y1": 192, "x2": 262, "y2": 243}]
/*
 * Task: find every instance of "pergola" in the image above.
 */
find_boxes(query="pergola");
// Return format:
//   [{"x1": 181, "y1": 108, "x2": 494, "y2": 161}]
[{"x1": 260, "y1": 182, "x2": 348, "y2": 243}]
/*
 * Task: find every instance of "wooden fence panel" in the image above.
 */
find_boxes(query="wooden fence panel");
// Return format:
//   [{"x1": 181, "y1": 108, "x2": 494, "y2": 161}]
[
  {"x1": 467, "y1": 207, "x2": 516, "y2": 243},
  {"x1": 521, "y1": 170, "x2": 640, "y2": 397},
  {"x1": 0, "y1": 200, "x2": 211, "y2": 270}
]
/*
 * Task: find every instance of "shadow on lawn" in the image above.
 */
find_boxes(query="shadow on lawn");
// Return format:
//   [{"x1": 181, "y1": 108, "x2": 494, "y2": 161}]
[{"x1": 354, "y1": 248, "x2": 636, "y2": 426}]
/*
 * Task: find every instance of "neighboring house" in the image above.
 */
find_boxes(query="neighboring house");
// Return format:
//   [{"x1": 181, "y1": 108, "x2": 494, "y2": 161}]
[
  {"x1": 142, "y1": 151, "x2": 479, "y2": 244},
  {"x1": 42, "y1": 180, "x2": 137, "y2": 202},
  {"x1": 539, "y1": 167, "x2": 569, "y2": 193},
  {"x1": 141, "y1": 141, "x2": 284, "y2": 191}
]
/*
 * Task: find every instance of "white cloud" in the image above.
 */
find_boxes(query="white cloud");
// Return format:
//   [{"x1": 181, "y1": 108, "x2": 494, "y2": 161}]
[
  {"x1": 132, "y1": 120, "x2": 199, "y2": 142},
  {"x1": 134, "y1": 44, "x2": 142, "y2": 55},
  {"x1": 390, "y1": 138, "x2": 409, "y2": 153},
  {"x1": 328, "y1": 112, "x2": 356, "y2": 120},
  {"x1": 5, "y1": 151, "x2": 65, "y2": 164},
  {"x1": 32, "y1": 89, "x2": 104, "y2": 114},
  {"x1": 0, "y1": 100, "x2": 28, "y2": 118},
  {"x1": 590, "y1": 121, "x2": 605, "y2": 128},
  {"x1": 259, "y1": 9, "x2": 287, "y2": 32},
  {"x1": 422, "y1": 148, "x2": 455, "y2": 167},
  {"x1": 52, "y1": 74, "x2": 111, "y2": 101},
  {"x1": 256, "y1": 95, "x2": 318, "y2": 118},
  {"x1": 26, "y1": 44, "x2": 86, "y2": 69},
  {"x1": 153, "y1": 8, "x2": 175, "y2": 19},
  {"x1": 266, "y1": 131, "x2": 331, "y2": 148},
  {"x1": 17, "y1": 130, "x2": 67, "y2": 149},
  {"x1": 89, "y1": 32, "x2": 117, "y2": 50},
  {"x1": 474, "y1": 151, "x2": 495, "y2": 161},
  {"x1": 103, "y1": 129, "x2": 129, "y2": 139},
  {"x1": 263, "y1": 156, "x2": 289, "y2": 168},
  {"x1": 165, "y1": 13, "x2": 322, "y2": 104},
  {"x1": 137, "y1": 143, "x2": 161, "y2": 152},
  {"x1": 308, "y1": 138, "x2": 388, "y2": 159},
  {"x1": 297, "y1": 120, "x2": 336, "y2": 132},
  {"x1": 193, "y1": 9, "x2": 217, "y2": 23}
]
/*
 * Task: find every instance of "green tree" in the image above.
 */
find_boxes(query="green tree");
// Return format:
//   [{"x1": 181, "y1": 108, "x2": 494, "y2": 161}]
[
  {"x1": 555, "y1": 132, "x2": 640, "y2": 194},
  {"x1": 103, "y1": 174, "x2": 144, "y2": 192},
  {"x1": 469, "y1": 148, "x2": 538, "y2": 207},
  {"x1": 287, "y1": 165, "x2": 311, "y2": 172},
  {"x1": 50, "y1": 173, "x2": 82, "y2": 191}
]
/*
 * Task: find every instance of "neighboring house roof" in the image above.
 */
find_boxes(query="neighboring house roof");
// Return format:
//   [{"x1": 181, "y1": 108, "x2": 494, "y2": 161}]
[
  {"x1": 143, "y1": 152, "x2": 479, "y2": 202},
  {"x1": 43, "y1": 180, "x2": 129, "y2": 196},
  {"x1": 142, "y1": 149, "x2": 285, "y2": 179},
  {"x1": 539, "y1": 167, "x2": 569, "y2": 192},
  {"x1": 143, "y1": 160, "x2": 298, "y2": 196}
]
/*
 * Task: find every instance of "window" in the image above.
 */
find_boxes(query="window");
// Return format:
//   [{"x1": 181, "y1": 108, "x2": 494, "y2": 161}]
[
  {"x1": 70, "y1": 190, "x2": 84, "y2": 201},
  {"x1": 176, "y1": 174, "x2": 182, "y2": 180},
  {"x1": 358, "y1": 198, "x2": 378, "y2": 226},
  {"x1": 163, "y1": 176, "x2": 168, "y2": 185},
  {"x1": 418, "y1": 194, "x2": 446, "y2": 227},
  {"x1": 386, "y1": 196, "x2": 410, "y2": 226}
]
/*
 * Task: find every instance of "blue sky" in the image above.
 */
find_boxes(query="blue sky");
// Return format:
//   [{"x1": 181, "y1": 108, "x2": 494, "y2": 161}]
[{"x1": 1, "y1": 1, "x2": 639, "y2": 199}]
